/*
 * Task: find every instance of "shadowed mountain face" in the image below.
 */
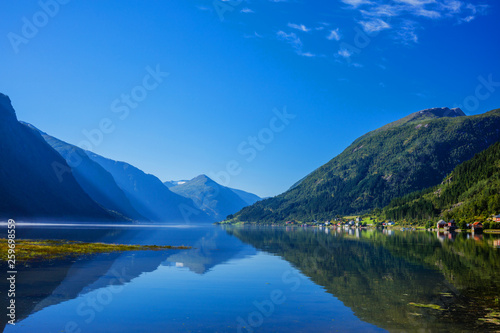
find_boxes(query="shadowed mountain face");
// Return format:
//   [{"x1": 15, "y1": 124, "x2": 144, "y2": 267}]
[
  {"x1": 86, "y1": 153, "x2": 213, "y2": 223},
  {"x1": 166, "y1": 175, "x2": 261, "y2": 221},
  {"x1": 26, "y1": 125, "x2": 146, "y2": 221},
  {"x1": 0, "y1": 93, "x2": 117, "y2": 221},
  {"x1": 232, "y1": 107, "x2": 500, "y2": 222}
]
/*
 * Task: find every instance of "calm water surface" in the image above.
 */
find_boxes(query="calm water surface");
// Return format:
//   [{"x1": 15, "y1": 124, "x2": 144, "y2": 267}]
[{"x1": 1, "y1": 224, "x2": 499, "y2": 332}]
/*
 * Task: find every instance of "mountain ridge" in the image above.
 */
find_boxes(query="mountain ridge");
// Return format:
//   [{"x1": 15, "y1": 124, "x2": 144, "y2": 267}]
[
  {"x1": 229, "y1": 107, "x2": 500, "y2": 223},
  {"x1": 0, "y1": 93, "x2": 119, "y2": 221},
  {"x1": 28, "y1": 125, "x2": 147, "y2": 221},
  {"x1": 166, "y1": 174, "x2": 261, "y2": 221}
]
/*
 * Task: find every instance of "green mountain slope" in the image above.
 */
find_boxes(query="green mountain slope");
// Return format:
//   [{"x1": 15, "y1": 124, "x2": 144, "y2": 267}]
[
  {"x1": 230, "y1": 107, "x2": 500, "y2": 223},
  {"x1": 379, "y1": 141, "x2": 500, "y2": 224}
]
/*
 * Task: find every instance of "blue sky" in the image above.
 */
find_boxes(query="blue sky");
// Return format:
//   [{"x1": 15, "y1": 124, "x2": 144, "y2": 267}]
[{"x1": 1, "y1": 0, "x2": 499, "y2": 197}]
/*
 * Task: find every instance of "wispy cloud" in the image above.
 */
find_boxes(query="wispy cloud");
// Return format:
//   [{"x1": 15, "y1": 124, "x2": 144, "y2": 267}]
[
  {"x1": 298, "y1": 51, "x2": 316, "y2": 57},
  {"x1": 415, "y1": 8, "x2": 441, "y2": 18},
  {"x1": 339, "y1": 0, "x2": 488, "y2": 44},
  {"x1": 277, "y1": 31, "x2": 316, "y2": 57},
  {"x1": 338, "y1": 48, "x2": 353, "y2": 58},
  {"x1": 360, "y1": 4, "x2": 400, "y2": 17},
  {"x1": 287, "y1": 23, "x2": 312, "y2": 32},
  {"x1": 326, "y1": 28, "x2": 341, "y2": 41},
  {"x1": 277, "y1": 31, "x2": 302, "y2": 49},
  {"x1": 395, "y1": 20, "x2": 419, "y2": 44},
  {"x1": 359, "y1": 18, "x2": 391, "y2": 33},
  {"x1": 340, "y1": 0, "x2": 373, "y2": 8},
  {"x1": 243, "y1": 31, "x2": 263, "y2": 39},
  {"x1": 240, "y1": 8, "x2": 255, "y2": 14},
  {"x1": 393, "y1": 0, "x2": 435, "y2": 5},
  {"x1": 196, "y1": 5, "x2": 211, "y2": 12}
]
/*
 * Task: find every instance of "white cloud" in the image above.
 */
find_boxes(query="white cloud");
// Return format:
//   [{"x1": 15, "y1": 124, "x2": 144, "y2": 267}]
[
  {"x1": 338, "y1": 48, "x2": 353, "y2": 58},
  {"x1": 298, "y1": 51, "x2": 316, "y2": 57},
  {"x1": 440, "y1": 0, "x2": 463, "y2": 14},
  {"x1": 360, "y1": 4, "x2": 400, "y2": 17},
  {"x1": 276, "y1": 31, "x2": 302, "y2": 49},
  {"x1": 277, "y1": 31, "x2": 317, "y2": 58},
  {"x1": 393, "y1": 0, "x2": 435, "y2": 6},
  {"x1": 327, "y1": 28, "x2": 341, "y2": 41},
  {"x1": 458, "y1": 3, "x2": 488, "y2": 22},
  {"x1": 244, "y1": 31, "x2": 264, "y2": 39},
  {"x1": 240, "y1": 8, "x2": 255, "y2": 14},
  {"x1": 340, "y1": 0, "x2": 373, "y2": 8},
  {"x1": 343, "y1": 0, "x2": 487, "y2": 26},
  {"x1": 287, "y1": 23, "x2": 311, "y2": 32},
  {"x1": 415, "y1": 8, "x2": 441, "y2": 18},
  {"x1": 359, "y1": 18, "x2": 391, "y2": 33},
  {"x1": 395, "y1": 20, "x2": 419, "y2": 44}
]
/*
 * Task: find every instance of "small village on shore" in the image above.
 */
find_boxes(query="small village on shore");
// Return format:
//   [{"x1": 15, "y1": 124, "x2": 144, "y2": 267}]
[{"x1": 223, "y1": 213, "x2": 500, "y2": 235}]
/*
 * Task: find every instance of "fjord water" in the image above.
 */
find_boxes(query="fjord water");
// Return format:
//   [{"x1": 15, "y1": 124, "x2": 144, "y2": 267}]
[{"x1": 1, "y1": 224, "x2": 499, "y2": 332}]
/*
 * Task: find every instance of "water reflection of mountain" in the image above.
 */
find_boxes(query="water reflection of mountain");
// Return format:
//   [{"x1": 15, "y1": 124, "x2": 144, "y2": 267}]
[
  {"x1": 166, "y1": 227, "x2": 256, "y2": 274},
  {"x1": 224, "y1": 226, "x2": 500, "y2": 332},
  {"x1": 0, "y1": 225, "x2": 253, "y2": 330}
]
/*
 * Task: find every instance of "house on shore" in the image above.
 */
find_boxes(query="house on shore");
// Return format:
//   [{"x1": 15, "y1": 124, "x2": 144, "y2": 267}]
[
  {"x1": 472, "y1": 222, "x2": 483, "y2": 233},
  {"x1": 436, "y1": 220, "x2": 447, "y2": 229},
  {"x1": 446, "y1": 219, "x2": 457, "y2": 231},
  {"x1": 494, "y1": 214, "x2": 500, "y2": 223}
]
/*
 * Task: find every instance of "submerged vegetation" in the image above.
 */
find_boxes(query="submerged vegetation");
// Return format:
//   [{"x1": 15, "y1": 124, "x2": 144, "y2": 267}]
[
  {"x1": 408, "y1": 303, "x2": 444, "y2": 311},
  {"x1": 1, "y1": 239, "x2": 191, "y2": 261}
]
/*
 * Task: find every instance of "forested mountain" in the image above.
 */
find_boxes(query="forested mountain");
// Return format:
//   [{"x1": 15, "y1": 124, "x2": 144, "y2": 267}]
[
  {"x1": 378, "y1": 141, "x2": 500, "y2": 224},
  {"x1": 229, "y1": 107, "x2": 500, "y2": 223}
]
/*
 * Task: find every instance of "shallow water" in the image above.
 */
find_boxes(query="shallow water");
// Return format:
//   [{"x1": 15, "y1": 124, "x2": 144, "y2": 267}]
[{"x1": 1, "y1": 224, "x2": 499, "y2": 332}]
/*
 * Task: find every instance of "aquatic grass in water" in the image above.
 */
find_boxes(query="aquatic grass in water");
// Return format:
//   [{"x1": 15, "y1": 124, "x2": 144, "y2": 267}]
[
  {"x1": 0, "y1": 239, "x2": 191, "y2": 261},
  {"x1": 408, "y1": 302, "x2": 444, "y2": 311}
]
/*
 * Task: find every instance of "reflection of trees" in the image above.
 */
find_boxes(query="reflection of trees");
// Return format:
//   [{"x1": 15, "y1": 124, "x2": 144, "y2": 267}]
[{"x1": 224, "y1": 226, "x2": 500, "y2": 332}]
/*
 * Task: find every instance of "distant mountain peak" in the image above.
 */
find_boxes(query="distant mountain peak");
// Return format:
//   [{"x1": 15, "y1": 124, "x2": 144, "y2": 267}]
[
  {"x1": 363, "y1": 106, "x2": 467, "y2": 139},
  {"x1": 0, "y1": 93, "x2": 17, "y2": 120},
  {"x1": 192, "y1": 174, "x2": 214, "y2": 183},
  {"x1": 166, "y1": 174, "x2": 261, "y2": 221},
  {"x1": 416, "y1": 107, "x2": 465, "y2": 118}
]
